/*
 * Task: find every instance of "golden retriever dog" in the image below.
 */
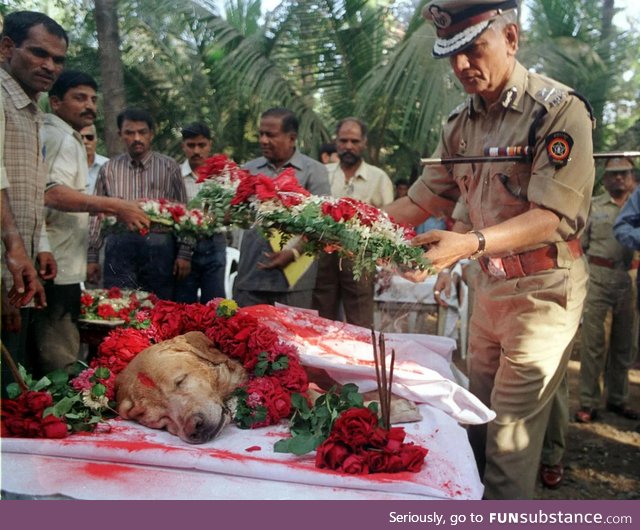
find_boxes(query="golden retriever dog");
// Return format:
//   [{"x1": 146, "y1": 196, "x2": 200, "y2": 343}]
[{"x1": 116, "y1": 331, "x2": 247, "y2": 444}]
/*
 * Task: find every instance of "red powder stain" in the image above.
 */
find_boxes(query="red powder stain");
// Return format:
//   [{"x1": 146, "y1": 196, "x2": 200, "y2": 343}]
[
  {"x1": 245, "y1": 445, "x2": 261, "y2": 452},
  {"x1": 82, "y1": 462, "x2": 134, "y2": 479},
  {"x1": 137, "y1": 372, "x2": 156, "y2": 389}
]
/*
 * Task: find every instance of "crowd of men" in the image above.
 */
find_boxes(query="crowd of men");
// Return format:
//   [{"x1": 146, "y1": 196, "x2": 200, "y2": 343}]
[{"x1": 1, "y1": 2, "x2": 639, "y2": 500}]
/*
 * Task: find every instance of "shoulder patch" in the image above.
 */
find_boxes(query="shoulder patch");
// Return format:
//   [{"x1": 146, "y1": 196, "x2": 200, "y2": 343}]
[{"x1": 545, "y1": 132, "x2": 573, "y2": 167}]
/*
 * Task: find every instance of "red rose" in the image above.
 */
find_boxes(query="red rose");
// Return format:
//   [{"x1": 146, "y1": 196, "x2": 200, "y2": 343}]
[
  {"x1": 331, "y1": 407, "x2": 379, "y2": 448},
  {"x1": 244, "y1": 376, "x2": 291, "y2": 426},
  {"x1": 231, "y1": 172, "x2": 258, "y2": 205},
  {"x1": 80, "y1": 292, "x2": 95, "y2": 307},
  {"x1": 385, "y1": 426, "x2": 406, "y2": 452},
  {"x1": 196, "y1": 154, "x2": 237, "y2": 183},
  {"x1": 107, "y1": 287, "x2": 122, "y2": 299},
  {"x1": 41, "y1": 414, "x2": 68, "y2": 438},
  {"x1": 368, "y1": 450, "x2": 404, "y2": 473},
  {"x1": 399, "y1": 444, "x2": 429, "y2": 472},
  {"x1": 97, "y1": 304, "x2": 118, "y2": 319},
  {"x1": 24, "y1": 391, "x2": 53, "y2": 413},
  {"x1": 150, "y1": 300, "x2": 186, "y2": 340},
  {"x1": 91, "y1": 328, "x2": 151, "y2": 375},
  {"x1": 273, "y1": 354, "x2": 308, "y2": 394},
  {"x1": 339, "y1": 452, "x2": 370, "y2": 475},
  {"x1": 315, "y1": 438, "x2": 351, "y2": 470}
]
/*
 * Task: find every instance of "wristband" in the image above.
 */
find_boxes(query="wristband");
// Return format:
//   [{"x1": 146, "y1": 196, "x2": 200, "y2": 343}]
[{"x1": 468, "y1": 230, "x2": 486, "y2": 260}]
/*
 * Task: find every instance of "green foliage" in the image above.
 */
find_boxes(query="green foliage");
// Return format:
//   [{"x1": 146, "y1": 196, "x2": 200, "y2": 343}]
[{"x1": 274, "y1": 383, "x2": 377, "y2": 455}]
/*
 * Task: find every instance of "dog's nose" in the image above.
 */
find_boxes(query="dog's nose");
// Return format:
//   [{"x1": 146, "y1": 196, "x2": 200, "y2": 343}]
[{"x1": 184, "y1": 412, "x2": 220, "y2": 444}]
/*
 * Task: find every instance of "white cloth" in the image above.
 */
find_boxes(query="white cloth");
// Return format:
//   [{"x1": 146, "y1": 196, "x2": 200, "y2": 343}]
[{"x1": 41, "y1": 113, "x2": 89, "y2": 284}]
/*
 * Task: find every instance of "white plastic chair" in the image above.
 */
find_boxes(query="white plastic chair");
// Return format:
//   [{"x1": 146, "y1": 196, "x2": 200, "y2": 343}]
[{"x1": 224, "y1": 247, "x2": 240, "y2": 299}]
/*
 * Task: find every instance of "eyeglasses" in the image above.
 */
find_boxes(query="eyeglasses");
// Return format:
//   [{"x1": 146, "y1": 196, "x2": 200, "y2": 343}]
[{"x1": 81, "y1": 134, "x2": 95, "y2": 141}]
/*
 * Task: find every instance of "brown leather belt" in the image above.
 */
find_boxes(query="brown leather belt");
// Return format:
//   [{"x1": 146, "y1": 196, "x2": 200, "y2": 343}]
[
  {"x1": 589, "y1": 255, "x2": 640, "y2": 270},
  {"x1": 479, "y1": 239, "x2": 583, "y2": 279}
]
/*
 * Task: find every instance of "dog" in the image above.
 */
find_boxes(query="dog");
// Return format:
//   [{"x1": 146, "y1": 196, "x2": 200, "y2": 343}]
[{"x1": 116, "y1": 331, "x2": 247, "y2": 444}]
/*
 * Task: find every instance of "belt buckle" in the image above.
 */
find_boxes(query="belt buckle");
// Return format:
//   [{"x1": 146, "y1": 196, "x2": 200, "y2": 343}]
[{"x1": 487, "y1": 257, "x2": 507, "y2": 279}]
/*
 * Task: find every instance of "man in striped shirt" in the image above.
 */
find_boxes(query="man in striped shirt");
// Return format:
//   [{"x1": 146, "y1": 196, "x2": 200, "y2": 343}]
[{"x1": 87, "y1": 108, "x2": 190, "y2": 300}]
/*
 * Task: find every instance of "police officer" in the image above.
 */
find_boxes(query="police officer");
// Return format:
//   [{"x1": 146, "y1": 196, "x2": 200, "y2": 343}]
[
  {"x1": 386, "y1": 0, "x2": 595, "y2": 499},
  {"x1": 577, "y1": 158, "x2": 639, "y2": 423}
]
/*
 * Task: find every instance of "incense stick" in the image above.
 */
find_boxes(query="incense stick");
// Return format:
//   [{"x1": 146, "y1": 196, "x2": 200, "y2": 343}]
[{"x1": 1, "y1": 341, "x2": 28, "y2": 393}]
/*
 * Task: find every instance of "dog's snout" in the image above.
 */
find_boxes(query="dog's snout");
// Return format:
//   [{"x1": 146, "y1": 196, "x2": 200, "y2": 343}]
[{"x1": 184, "y1": 412, "x2": 222, "y2": 444}]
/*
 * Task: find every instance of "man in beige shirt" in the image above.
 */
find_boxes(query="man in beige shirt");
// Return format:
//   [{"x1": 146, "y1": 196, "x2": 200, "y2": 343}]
[{"x1": 312, "y1": 117, "x2": 394, "y2": 328}]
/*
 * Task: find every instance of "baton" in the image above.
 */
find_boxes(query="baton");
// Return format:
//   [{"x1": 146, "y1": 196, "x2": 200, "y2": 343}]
[{"x1": 420, "y1": 147, "x2": 640, "y2": 165}]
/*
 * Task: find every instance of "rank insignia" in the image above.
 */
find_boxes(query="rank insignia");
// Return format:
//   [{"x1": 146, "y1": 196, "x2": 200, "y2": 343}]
[{"x1": 545, "y1": 132, "x2": 573, "y2": 167}]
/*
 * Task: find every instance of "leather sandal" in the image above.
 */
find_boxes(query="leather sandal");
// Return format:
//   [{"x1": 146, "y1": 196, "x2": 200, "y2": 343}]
[
  {"x1": 606, "y1": 403, "x2": 640, "y2": 420},
  {"x1": 574, "y1": 407, "x2": 597, "y2": 423},
  {"x1": 540, "y1": 463, "x2": 564, "y2": 489}
]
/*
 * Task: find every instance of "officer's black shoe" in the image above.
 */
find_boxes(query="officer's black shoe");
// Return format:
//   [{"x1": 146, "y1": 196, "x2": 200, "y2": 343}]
[{"x1": 606, "y1": 402, "x2": 640, "y2": 420}]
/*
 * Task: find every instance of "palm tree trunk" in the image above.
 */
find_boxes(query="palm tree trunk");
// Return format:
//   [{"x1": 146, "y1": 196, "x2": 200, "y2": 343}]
[{"x1": 94, "y1": 0, "x2": 126, "y2": 156}]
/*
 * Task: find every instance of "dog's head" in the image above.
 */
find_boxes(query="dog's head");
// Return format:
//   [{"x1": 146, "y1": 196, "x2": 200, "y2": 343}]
[{"x1": 115, "y1": 331, "x2": 247, "y2": 444}]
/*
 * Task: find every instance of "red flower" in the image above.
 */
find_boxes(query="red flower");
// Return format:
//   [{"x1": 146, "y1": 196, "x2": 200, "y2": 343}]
[
  {"x1": 254, "y1": 169, "x2": 309, "y2": 207},
  {"x1": 243, "y1": 376, "x2": 291, "y2": 427},
  {"x1": 231, "y1": 172, "x2": 258, "y2": 205},
  {"x1": 81, "y1": 292, "x2": 95, "y2": 307},
  {"x1": 97, "y1": 304, "x2": 118, "y2": 319},
  {"x1": 321, "y1": 200, "x2": 357, "y2": 223},
  {"x1": 150, "y1": 300, "x2": 186, "y2": 340},
  {"x1": 90, "y1": 328, "x2": 152, "y2": 376},
  {"x1": 340, "y1": 452, "x2": 370, "y2": 474},
  {"x1": 168, "y1": 204, "x2": 186, "y2": 223},
  {"x1": 41, "y1": 414, "x2": 69, "y2": 438},
  {"x1": 331, "y1": 407, "x2": 379, "y2": 448},
  {"x1": 0, "y1": 391, "x2": 69, "y2": 439},
  {"x1": 196, "y1": 154, "x2": 238, "y2": 183},
  {"x1": 107, "y1": 287, "x2": 122, "y2": 299},
  {"x1": 399, "y1": 444, "x2": 429, "y2": 472},
  {"x1": 315, "y1": 439, "x2": 351, "y2": 470},
  {"x1": 273, "y1": 353, "x2": 308, "y2": 394}
]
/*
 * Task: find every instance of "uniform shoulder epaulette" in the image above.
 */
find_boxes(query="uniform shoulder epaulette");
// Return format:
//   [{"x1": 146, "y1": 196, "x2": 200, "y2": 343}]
[{"x1": 532, "y1": 85, "x2": 568, "y2": 110}]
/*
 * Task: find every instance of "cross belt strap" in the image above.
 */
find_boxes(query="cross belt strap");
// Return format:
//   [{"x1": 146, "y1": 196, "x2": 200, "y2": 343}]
[{"x1": 479, "y1": 239, "x2": 583, "y2": 279}]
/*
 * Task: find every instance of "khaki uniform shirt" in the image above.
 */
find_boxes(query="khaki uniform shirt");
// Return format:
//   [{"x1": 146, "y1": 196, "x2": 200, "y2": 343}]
[
  {"x1": 0, "y1": 68, "x2": 47, "y2": 290},
  {"x1": 408, "y1": 61, "x2": 595, "y2": 258},
  {"x1": 581, "y1": 193, "x2": 638, "y2": 269},
  {"x1": 326, "y1": 160, "x2": 394, "y2": 207},
  {"x1": 41, "y1": 113, "x2": 90, "y2": 285}
]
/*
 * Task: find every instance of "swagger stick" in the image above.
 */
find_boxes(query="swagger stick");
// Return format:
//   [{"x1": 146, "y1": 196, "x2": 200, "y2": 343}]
[
  {"x1": 1, "y1": 341, "x2": 28, "y2": 393},
  {"x1": 379, "y1": 332, "x2": 389, "y2": 429},
  {"x1": 420, "y1": 149, "x2": 640, "y2": 166}
]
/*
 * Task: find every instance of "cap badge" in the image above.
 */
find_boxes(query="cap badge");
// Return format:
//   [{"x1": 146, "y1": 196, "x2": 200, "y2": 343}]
[
  {"x1": 429, "y1": 5, "x2": 453, "y2": 29},
  {"x1": 545, "y1": 132, "x2": 573, "y2": 167}
]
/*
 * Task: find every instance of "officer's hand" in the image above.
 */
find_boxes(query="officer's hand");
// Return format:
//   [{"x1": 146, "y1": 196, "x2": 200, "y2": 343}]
[{"x1": 412, "y1": 230, "x2": 476, "y2": 270}]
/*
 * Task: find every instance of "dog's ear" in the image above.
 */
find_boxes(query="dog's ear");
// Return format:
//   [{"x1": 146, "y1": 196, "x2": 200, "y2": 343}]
[{"x1": 182, "y1": 331, "x2": 232, "y2": 364}]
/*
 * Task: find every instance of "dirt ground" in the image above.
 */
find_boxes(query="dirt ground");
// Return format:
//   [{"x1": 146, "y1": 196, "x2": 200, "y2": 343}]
[{"x1": 533, "y1": 347, "x2": 640, "y2": 500}]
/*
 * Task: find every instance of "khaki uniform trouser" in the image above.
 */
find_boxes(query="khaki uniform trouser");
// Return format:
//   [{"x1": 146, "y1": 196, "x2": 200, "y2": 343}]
[
  {"x1": 467, "y1": 257, "x2": 588, "y2": 499},
  {"x1": 579, "y1": 267, "x2": 638, "y2": 409}
]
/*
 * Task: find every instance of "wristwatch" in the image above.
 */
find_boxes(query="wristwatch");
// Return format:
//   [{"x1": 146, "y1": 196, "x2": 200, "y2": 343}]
[{"x1": 469, "y1": 230, "x2": 486, "y2": 260}]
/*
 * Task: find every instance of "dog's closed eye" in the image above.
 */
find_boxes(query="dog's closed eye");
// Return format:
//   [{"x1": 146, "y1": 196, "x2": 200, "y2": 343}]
[{"x1": 174, "y1": 374, "x2": 187, "y2": 388}]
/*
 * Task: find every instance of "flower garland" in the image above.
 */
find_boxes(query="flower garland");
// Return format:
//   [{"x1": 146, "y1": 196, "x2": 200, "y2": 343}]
[
  {"x1": 102, "y1": 154, "x2": 432, "y2": 280},
  {"x1": 80, "y1": 287, "x2": 156, "y2": 325}
]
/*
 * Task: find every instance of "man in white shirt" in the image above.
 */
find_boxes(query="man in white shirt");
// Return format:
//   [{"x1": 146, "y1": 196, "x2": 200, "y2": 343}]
[
  {"x1": 312, "y1": 117, "x2": 394, "y2": 328},
  {"x1": 80, "y1": 123, "x2": 109, "y2": 194},
  {"x1": 175, "y1": 122, "x2": 227, "y2": 303},
  {"x1": 35, "y1": 70, "x2": 147, "y2": 375}
]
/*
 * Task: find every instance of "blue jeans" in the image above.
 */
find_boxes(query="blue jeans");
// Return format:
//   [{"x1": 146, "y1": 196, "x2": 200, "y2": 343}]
[
  {"x1": 175, "y1": 235, "x2": 226, "y2": 304},
  {"x1": 104, "y1": 232, "x2": 176, "y2": 300}
]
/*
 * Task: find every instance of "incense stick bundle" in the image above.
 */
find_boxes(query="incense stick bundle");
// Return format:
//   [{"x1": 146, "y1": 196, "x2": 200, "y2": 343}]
[{"x1": 371, "y1": 330, "x2": 396, "y2": 429}]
